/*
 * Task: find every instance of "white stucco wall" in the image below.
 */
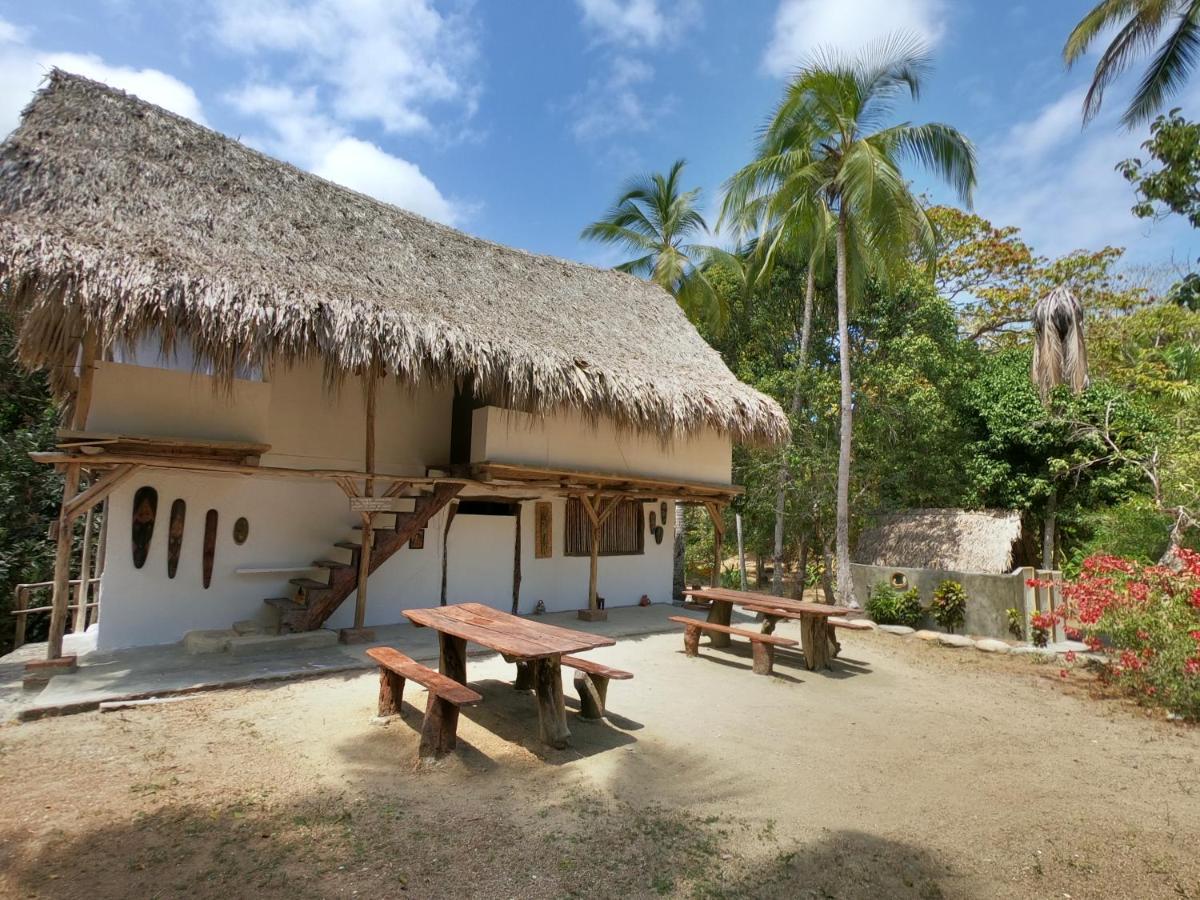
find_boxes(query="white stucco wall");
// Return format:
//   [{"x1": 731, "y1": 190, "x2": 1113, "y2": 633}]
[
  {"x1": 96, "y1": 473, "x2": 675, "y2": 650},
  {"x1": 470, "y1": 407, "x2": 732, "y2": 484}
]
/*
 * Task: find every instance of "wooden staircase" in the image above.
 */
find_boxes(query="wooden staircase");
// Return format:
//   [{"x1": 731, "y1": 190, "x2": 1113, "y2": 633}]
[{"x1": 265, "y1": 482, "x2": 462, "y2": 633}]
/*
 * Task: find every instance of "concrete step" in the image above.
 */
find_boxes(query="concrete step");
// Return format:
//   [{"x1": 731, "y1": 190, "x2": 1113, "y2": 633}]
[
  {"x1": 183, "y1": 629, "x2": 237, "y2": 654},
  {"x1": 226, "y1": 629, "x2": 339, "y2": 657}
]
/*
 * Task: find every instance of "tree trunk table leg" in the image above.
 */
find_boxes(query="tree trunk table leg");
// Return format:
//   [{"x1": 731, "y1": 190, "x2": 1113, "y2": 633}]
[
  {"x1": 760, "y1": 615, "x2": 780, "y2": 636},
  {"x1": 513, "y1": 660, "x2": 534, "y2": 691},
  {"x1": 574, "y1": 672, "x2": 609, "y2": 720},
  {"x1": 418, "y1": 694, "x2": 459, "y2": 761},
  {"x1": 440, "y1": 633, "x2": 467, "y2": 682},
  {"x1": 683, "y1": 624, "x2": 700, "y2": 657},
  {"x1": 377, "y1": 668, "x2": 406, "y2": 716},
  {"x1": 751, "y1": 642, "x2": 774, "y2": 676},
  {"x1": 799, "y1": 615, "x2": 832, "y2": 671},
  {"x1": 532, "y1": 656, "x2": 570, "y2": 748},
  {"x1": 705, "y1": 600, "x2": 733, "y2": 648},
  {"x1": 826, "y1": 622, "x2": 842, "y2": 659}
]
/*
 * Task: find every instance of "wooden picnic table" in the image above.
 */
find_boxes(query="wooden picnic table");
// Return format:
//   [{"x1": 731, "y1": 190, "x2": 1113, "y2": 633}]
[
  {"x1": 403, "y1": 602, "x2": 615, "y2": 748},
  {"x1": 684, "y1": 587, "x2": 847, "y2": 670}
]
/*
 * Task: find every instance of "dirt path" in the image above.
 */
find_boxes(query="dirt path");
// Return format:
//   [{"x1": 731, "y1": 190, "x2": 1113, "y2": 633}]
[{"x1": 0, "y1": 627, "x2": 1196, "y2": 899}]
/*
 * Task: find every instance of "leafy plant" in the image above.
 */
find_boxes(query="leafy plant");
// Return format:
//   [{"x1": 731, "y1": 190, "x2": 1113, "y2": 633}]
[
  {"x1": 1006, "y1": 607, "x2": 1025, "y2": 641},
  {"x1": 866, "y1": 582, "x2": 924, "y2": 628},
  {"x1": 930, "y1": 580, "x2": 968, "y2": 633}
]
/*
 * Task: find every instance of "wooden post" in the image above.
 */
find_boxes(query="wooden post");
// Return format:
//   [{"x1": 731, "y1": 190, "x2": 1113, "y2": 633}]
[
  {"x1": 735, "y1": 512, "x2": 747, "y2": 590},
  {"x1": 91, "y1": 498, "x2": 109, "y2": 627},
  {"x1": 511, "y1": 503, "x2": 522, "y2": 615},
  {"x1": 706, "y1": 502, "x2": 726, "y2": 589},
  {"x1": 72, "y1": 492, "x2": 95, "y2": 633},
  {"x1": 13, "y1": 586, "x2": 29, "y2": 650},
  {"x1": 578, "y1": 492, "x2": 624, "y2": 621},
  {"x1": 72, "y1": 330, "x2": 98, "y2": 432},
  {"x1": 47, "y1": 464, "x2": 81, "y2": 660},
  {"x1": 351, "y1": 370, "x2": 377, "y2": 636}
]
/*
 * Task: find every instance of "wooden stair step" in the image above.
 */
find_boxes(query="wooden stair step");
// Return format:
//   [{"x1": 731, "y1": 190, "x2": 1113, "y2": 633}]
[
  {"x1": 265, "y1": 596, "x2": 305, "y2": 611},
  {"x1": 313, "y1": 559, "x2": 351, "y2": 570},
  {"x1": 334, "y1": 541, "x2": 362, "y2": 551},
  {"x1": 289, "y1": 577, "x2": 331, "y2": 590}
]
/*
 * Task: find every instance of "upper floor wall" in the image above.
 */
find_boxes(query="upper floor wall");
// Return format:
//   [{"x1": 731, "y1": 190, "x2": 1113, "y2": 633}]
[{"x1": 83, "y1": 350, "x2": 733, "y2": 485}]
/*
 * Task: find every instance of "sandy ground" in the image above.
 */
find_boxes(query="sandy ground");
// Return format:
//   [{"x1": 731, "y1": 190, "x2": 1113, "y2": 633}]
[{"x1": 0, "y1": 625, "x2": 1196, "y2": 900}]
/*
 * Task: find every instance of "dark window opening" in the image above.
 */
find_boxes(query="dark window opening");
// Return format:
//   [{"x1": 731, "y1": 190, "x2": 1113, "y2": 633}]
[{"x1": 456, "y1": 500, "x2": 518, "y2": 517}]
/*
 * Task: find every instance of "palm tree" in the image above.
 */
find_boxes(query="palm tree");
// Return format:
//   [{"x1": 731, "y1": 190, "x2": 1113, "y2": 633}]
[
  {"x1": 725, "y1": 35, "x2": 976, "y2": 604},
  {"x1": 581, "y1": 159, "x2": 730, "y2": 331},
  {"x1": 1065, "y1": 0, "x2": 1200, "y2": 127}
]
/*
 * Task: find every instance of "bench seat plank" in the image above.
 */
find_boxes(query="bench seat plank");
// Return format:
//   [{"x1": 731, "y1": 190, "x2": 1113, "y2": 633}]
[
  {"x1": 560, "y1": 655, "x2": 634, "y2": 680},
  {"x1": 667, "y1": 616, "x2": 798, "y2": 646},
  {"x1": 828, "y1": 617, "x2": 873, "y2": 631},
  {"x1": 366, "y1": 647, "x2": 481, "y2": 706}
]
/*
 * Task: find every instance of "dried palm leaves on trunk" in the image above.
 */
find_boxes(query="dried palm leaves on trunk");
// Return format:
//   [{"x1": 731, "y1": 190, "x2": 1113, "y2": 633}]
[{"x1": 1031, "y1": 286, "x2": 1089, "y2": 401}]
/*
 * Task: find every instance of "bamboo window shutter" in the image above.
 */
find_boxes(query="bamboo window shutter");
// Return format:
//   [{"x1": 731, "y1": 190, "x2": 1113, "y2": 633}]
[{"x1": 564, "y1": 498, "x2": 644, "y2": 556}]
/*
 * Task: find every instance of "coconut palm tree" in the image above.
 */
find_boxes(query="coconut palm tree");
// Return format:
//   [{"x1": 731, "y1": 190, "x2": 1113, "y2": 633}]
[
  {"x1": 581, "y1": 158, "x2": 730, "y2": 331},
  {"x1": 725, "y1": 35, "x2": 976, "y2": 604},
  {"x1": 1065, "y1": 0, "x2": 1200, "y2": 127}
]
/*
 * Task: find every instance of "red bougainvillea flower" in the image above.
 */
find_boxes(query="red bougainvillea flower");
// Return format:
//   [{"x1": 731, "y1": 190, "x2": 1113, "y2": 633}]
[
  {"x1": 1185, "y1": 657, "x2": 1200, "y2": 677},
  {"x1": 1064, "y1": 651, "x2": 1077, "y2": 663},
  {"x1": 1191, "y1": 588, "x2": 1200, "y2": 610},
  {"x1": 1059, "y1": 669, "x2": 1068, "y2": 679},
  {"x1": 1085, "y1": 636, "x2": 1103, "y2": 650}
]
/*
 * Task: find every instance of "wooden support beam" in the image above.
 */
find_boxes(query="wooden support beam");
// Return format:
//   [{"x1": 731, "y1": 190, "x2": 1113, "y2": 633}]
[
  {"x1": 47, "y1": 464, "x2": 81, "y2": 660},
  {"x1": 62, "y1": 464, "x2": 136, "y2": 520},
  {"x1": 72, "y1": 495, "x2": 95, "y2": 633},
  {"x1": 354, "y1": 369, "x2": 377, "y2": 632},
  {"x1": 511, "y1": 502, "x2": 522, "y2": 615},
  {"x1": 704, "y1": 502, "x2": 726, "y2": 589},
  {"x1": 72, "y1": 330, "x2": 99, "y2": 432}
]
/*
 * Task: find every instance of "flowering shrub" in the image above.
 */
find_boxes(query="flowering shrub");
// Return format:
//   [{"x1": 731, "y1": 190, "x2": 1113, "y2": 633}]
[
  {"x1": 930, "y1": 580, "x2": 968, "y2": 633},
  {"x1": 1041, "y1": 550, "x2": 1200, "y2": 720}
]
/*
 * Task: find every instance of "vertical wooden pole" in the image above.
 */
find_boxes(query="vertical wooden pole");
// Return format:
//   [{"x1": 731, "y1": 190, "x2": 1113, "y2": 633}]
[
  {"x1": 47, "y1": 463, "x2": 81, "y2": 660},
  {"x1": 13, "y1": 586, "x2": 29, "y2": 649},
  {"x1": 585, "y1": 492, "x2": 602, "y2": 610},
  {"x1": 735, "y1": 512, "x2": 747, "y2": 590},
  {"x1": 354, "y1": 369, "x2": 377, "y2": 631},
  {"x1": 72, "y1": 494, "x2": 95, "y2": 633},
  {"x1": 511, "y1": 503, "x2": 522, "y2": 615},
  {"x1": 706, "y1": 502, "x2": 725, "y2": 589},
  {"x1": 72, "y1": 330, "x2": 98, "y2": 432}
]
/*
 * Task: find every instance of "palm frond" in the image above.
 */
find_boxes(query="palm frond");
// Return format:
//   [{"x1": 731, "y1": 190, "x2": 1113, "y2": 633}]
[{"x1": 1124, "y1": 3, "x2": 1200, "y2": 126}]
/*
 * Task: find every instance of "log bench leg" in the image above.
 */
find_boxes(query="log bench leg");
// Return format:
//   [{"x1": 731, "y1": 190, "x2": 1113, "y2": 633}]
[
  {"x1": 418, "y1": 694, "x2": 460, "y2": 761},
  {"x1": 513, "y1": 660, "x2": 534, "y2": 691},
  {"x1": 750, "y1": 642, "x2": 775, "y2": 676},
  {"x1": 683, "y1": 624, "x2": 701, "y2": 657},
  {"x1": 377, "y1": 667, "x2": 406, "y2": 717},
  {"x1": 532, "y1": 656, "x2": 570, "y2": 749},
  {"x1": 573, "y1": 671, "x2": 610, "y2": 720},
  {"x1": 760, "y1": 615, "x2": 780, "y2": 636},
  {"x1": 799, "y1": 615, "x2": 832, "y2": 671},
  {"x1": 705, "y1": 600, "x2": 733, "y2": 648},
  {"x1": 827, "y1": 622, "x2": 842, "y2": 659}
]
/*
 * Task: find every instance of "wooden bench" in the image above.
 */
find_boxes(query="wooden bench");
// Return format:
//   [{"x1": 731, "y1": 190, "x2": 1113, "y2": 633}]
[
  {"x1": 365, "y1": 647, "x2": 482, "y2": 761},
  {"x1": 561, "y1": 655, "x2": 633, "y2": 720},
  {"x1": 828, "y1": 616, "x2": 872, "y2": 631},
  {"x1": 668, "y1": 615, "x2": 799, "y2": 676}
]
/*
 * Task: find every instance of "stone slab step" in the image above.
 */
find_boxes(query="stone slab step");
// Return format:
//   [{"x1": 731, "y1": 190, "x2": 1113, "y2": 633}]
[
  {"x1": 183, "y1": 629, "x2": 237, "y2": 655},
  {"x1": 227, "y1": 629, "x2": 339, "y2": 657}
]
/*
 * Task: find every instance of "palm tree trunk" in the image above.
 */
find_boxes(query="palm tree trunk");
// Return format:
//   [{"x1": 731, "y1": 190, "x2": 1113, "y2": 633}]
[
  {"x1": 834, "y1": 207, "x2": 854, "y2": 605},
  {"x1": 673, "y1": 501, "x2": 686, "y2": 601},
  {"x1": 772, "y1": 267, "x2": 816, "y2": 595},
  {"x1": 820, "y1": 534, "x2": 835, "y2": 604}
]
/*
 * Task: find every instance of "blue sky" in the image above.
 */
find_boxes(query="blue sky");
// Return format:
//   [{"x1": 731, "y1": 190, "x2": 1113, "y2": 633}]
[{"x1": 1, "y1": 1, "x2": 1197, "y2": 280}]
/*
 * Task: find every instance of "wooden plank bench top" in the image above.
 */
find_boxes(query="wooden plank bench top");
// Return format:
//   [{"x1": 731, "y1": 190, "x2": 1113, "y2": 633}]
[
  {"x1": 366, "y1": 647, "x2": 481, "y2": 706},
  {"x1": 667, "y1": 615, "x2": 798, "y2": 647},
  {"x1": 561, "y1": 655, "x2": 634, "y2": 680},
  {"x1": 828, "y1": 617, "x2": 873, "y2": 631}
]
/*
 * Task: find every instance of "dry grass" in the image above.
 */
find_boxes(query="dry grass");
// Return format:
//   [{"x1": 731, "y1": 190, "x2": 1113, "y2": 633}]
[{"x1": 855, "y1": 508, "x2": 1024, "y2": 573}]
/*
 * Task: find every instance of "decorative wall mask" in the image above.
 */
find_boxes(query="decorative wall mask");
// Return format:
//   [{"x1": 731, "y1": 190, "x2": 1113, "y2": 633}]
[
  {"x1": 660, "y1": 501, "x2": 668, "y2": 524},
  {"x1": 534, "y1": 501, "x2": 553, "y2": 559},
  {"x1": 654, "y1": 525, "x2": 664, "y2": 545},
  {"x1": 202, "y1": 509, "x2": 218, "y2": 589},
  {"x1": 167, "y1": 499, "x2": 186, "y2": 579},
  {"x1": 409, "y1": 529, "x2": 425, "y2": 550},
  {"x1": 233, "y1": 517, "x2": 250, "y2": 545},
  {"x1": 649, "y1": 511, "x2": 657, "y2": 530},
  {"x1": 131, "y1": 486, "x2": 158, "y2": 569}
]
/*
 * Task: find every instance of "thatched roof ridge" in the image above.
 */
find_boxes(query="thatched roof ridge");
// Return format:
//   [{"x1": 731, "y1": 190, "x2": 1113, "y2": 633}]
[
  {"x1": 854, "y1": 508, "x2": 1023, "y2": 574},
  {"x1": 0, "y1": 71, "x2": 788, "y2": 446}
]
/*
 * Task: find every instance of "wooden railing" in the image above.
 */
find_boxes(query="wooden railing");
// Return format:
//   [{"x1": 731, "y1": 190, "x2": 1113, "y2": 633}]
[{"x1": 11, "y1": 580, "x2": 101, "y2": 650}]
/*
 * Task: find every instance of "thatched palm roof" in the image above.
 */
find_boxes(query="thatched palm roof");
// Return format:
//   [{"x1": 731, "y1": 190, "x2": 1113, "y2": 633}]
[
  {"x1": 854, "y1": 508, "x2": 1023, "y2": 574},
  {"x1": 0, "y1": 71, "x2": 787, "y2": 446}
]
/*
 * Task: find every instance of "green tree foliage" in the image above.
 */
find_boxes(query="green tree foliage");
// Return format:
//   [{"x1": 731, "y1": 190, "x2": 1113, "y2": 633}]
[
  {"x1": 0, "y1": 309, "x2": 62, "y2": 653},
  {"x1": 1119, "y1": 109, "x2": 1200, "y2": 227}
]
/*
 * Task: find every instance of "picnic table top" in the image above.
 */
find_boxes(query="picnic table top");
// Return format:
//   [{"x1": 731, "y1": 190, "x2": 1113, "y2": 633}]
[
  {"x1": 403, "y1": 602, "x2": 616, "y2": 660},
  {"x1": 684, "y1": 587, "x2": 846, "y2": 618}
]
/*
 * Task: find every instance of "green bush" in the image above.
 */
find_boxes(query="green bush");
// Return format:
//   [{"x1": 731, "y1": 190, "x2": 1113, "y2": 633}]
[
  {"x1": 930, "y1": 580, "x2": 968, "y2": 633},
  {"x1": 866, "y1": 582, "x2": 924, "y2": 627}
]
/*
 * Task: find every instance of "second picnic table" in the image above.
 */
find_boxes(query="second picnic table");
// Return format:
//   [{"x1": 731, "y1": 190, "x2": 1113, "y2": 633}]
[
  {"x1": 684, "y1": 587, "x2": 850, "y2": 670},
  {"x1": 403, "y1": 602, "x2": 615, "y2": 748}
]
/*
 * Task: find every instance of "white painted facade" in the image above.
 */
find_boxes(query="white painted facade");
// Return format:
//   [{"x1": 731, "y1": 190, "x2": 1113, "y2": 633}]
[{"x1": 87, "y1": 358, "x2": 727, "y2": 650}]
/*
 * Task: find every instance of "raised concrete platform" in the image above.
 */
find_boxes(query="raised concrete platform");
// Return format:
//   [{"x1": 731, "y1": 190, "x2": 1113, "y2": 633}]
[{"x1": 2, "y1": 604, "x2": 696, "y2": 723}]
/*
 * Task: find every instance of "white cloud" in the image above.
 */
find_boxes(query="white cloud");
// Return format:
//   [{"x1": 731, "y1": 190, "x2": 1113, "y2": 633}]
[
  {"x1": 762, "y1": 0, "x2": 947, "y2": 77},
  {"x1": 212, "y1": 0, "x2": 479, "y2": 135},
  {"x1": 570, "y1": 55, "x2": 656, "y2": 141},
  {"x1": 0, "y1": 20, "x2": 204, "y2": 138},
  {"x1": 576, "y1": 0, "x2": 699, "y2": 48},
  {"x1": 978, "y1": 81, "x2": 1200, "y2": 259},
  {"x1": 229, "y1": 83, "x2": 462, "y2": 225}
]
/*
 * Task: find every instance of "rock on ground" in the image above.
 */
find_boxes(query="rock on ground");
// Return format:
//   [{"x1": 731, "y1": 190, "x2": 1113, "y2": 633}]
[
  {"x1": 877, "y1": 624, "x2": 915, "y2": 635},
  {"x1": 936, "y1": 633, "x2": 975, "y2": 648},
  {"x1": 974, "y1": 639, "x2": 1011, "y2": 653}
]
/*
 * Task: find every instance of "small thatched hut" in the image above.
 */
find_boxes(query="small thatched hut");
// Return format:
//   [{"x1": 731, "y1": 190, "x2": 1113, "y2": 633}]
[
  {"x1": 854, "y1": 509, "x2": 1025, "y2": 575},
  {"x1": 1, "y1": 71, "x2": 786, "y2": 657},
  {"x1": 851, "y1": 509, "x2": 1034, "y2": 639}
]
